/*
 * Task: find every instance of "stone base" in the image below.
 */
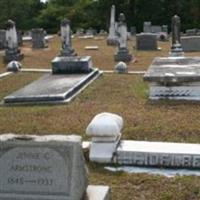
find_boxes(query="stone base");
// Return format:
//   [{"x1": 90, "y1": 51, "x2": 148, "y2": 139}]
[
  {"x1": 52, "y1": 56, "x2": 93, "y2": 74},
  {"x1": 3, "y1": 69, "x2": 101, "y2": 105},
  {"x1": 60, "y1": 48, "x2": 77, "y2": 57},
  {"x1": 4, "y1": 49, "x2": 23, "y2": 63},
  {"x1": 86, "y1": 185, "x2": 110, "y2": 200},
  {"x1": 89, "y1": 136, "x2": 121, "y2": 163},
  {"x1": 107, "y1": 38, "x2": 118, "y2": 46},
  {"x1": 114, "y1": 48, "x2": 132, "y2": 62}
]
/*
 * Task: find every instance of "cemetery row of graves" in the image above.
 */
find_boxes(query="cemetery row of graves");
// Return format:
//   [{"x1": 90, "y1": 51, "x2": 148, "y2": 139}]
[{"x1": 0, "y1": 5, "x2": 200, "y2": 200}]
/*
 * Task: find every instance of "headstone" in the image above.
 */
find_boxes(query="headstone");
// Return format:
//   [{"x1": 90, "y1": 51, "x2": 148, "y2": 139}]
[
  {"x1": 136, "y1": 33, "x2": 158, "y2": 50},
  {"x1": 7, "y1": 61, "x2": 22, "y2": 72},
  {"x1": 86, "y1": 28, "x2": 96, "y2": 36},
  {"x1": 181, "y1": 36, "x2": 200, "y2": 52},
  {"x1": 17, "y1": 30, "x2": 23, "y2": 46},
  {"x1": 162, "y1": 25, "x2": 168, "y2": 33},
  {"x1": 76, "y1": 28, "x2": 84, "y2": 36},
  {"x1": 143, "y1": 21, "x2": 152, "y2": 33},
  {"x1": 107, "y1": 5, "x2": 118, "y2": 45},
  {"x1": 0, "y1": 134, "x2": 88, "y2": 200},
  {"x1": 60, "y1": 19, "x2": 76, "y2": 57},
  {"x1": 31, "y1": 28, "x2": 47, "y2": 49},
  {"x1": 130, "y1": 26, "x2": 136, "y2": 36},
  {"x1": 114, "y1": 13, "x2": 132, "y2": 62},
  {"x1": 185, "y1": 29, "x2": 197, "y2": 36},
  {"x1": 170, "y1": 15, "x2": 184, "y2": 57},
  {"x1": 4, "y1": 19, "x2": 23, "y2": 63},
  {"x1": 151, "y1": 25, "x2": 162, "y2": 33},
  {"x1": 0, "y1": 30, "x2": 6, "y2": 49},
  {"x1": 52, "y1": 56, "x2": 93, "y2": 74}
]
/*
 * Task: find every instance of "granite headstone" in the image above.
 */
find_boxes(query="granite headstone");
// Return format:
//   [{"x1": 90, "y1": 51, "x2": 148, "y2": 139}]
[{"x1": 0, "y1": 134, "x2": 88, "y2": 200}]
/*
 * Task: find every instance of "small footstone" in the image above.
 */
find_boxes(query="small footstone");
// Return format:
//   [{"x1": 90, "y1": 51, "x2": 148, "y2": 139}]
[{"x1": 115, "y1": 61, "x2": 128, "y2": 73}]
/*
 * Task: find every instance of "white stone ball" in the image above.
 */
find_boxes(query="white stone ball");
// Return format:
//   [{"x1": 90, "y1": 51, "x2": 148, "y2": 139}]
[
  {"x1": 115, "y1": 62, "x2": 128, "y2": 73},
  {"x1": 7, "y1": 61, "x2": 22, "y2": 72}
]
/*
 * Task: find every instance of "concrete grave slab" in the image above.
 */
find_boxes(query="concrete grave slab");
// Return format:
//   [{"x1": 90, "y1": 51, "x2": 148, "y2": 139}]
[
  {"x1": 87, "y1": 186, "x2": 110, "y2": 200},
  {"x1": 3, "y1": 69, "x2": 101, "y2": 105}
]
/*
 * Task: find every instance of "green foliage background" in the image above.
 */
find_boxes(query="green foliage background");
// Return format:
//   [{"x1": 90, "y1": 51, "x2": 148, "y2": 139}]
[{"x1": 0, "y1": 0, "x2": 200, "y2": 33}]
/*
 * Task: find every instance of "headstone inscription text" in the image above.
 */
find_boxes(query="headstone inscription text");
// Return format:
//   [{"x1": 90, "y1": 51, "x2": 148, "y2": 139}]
[{"x1": 0, "y1": 146, "x2": 72, "y2": 196}]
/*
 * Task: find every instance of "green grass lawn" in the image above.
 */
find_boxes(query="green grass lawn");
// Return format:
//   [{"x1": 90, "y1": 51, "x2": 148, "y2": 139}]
[{"x1": 0, "y1": 36, "x2": 200, "y2": 200}]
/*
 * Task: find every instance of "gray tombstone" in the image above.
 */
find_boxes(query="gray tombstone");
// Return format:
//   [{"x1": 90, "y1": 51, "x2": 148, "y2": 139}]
[
  {"x1": 130, "y1": 26, "x2": 136, "y2": 36},
  {"x1": 31, "y1": 28, "x2": 47, "y2": 49},
  {"x1": 143, "y1": 21, "x2": 152, "y2": 33},
  {"x1": 107, "y1": 5, "x2": 118, "y2": 45},
  {"x1": 181, "y1": 36, "x2": 200, "y2": 52},
  {"x1": 60, "y1": 19, "x2": 76, "y2": 57},
  {"x1": 136, "y1": 33, "x2": 158, "y2": 50},
  {"x1": 185, "y1": 29, "x2": 197, "y2": 36},
  {"x1": 114, "y1": 13, "x2": 132, "y2": 62},
  {"x1": 162, "y1": 25, "x2": 168, "y2": 33},
  {"x1": 17, "y1": 30, "x2": 23, "y2": 46},
  {"x1": 76, "y1": 28, "x2": 84, "y2": 36},
  {"x1": 0, "y1": 134, "x2": 88, "y2": 200},
  {"x1": 4, "y1": 20, "x2": 23, "y2": 63},
  {"x1": 170, "y1": 15, "x2": 184, "y2": 56},
  {"x1": 151, "y1": 26, "x2": 162, "y2": 33},
  {"x1": 0, "y1": 30, "x2": 6, "y2": 49}
]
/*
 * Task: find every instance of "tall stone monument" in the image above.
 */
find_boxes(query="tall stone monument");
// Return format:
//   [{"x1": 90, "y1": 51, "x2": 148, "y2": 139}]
[
  {"x1": 170, "y1": 15, "x2": 184, "y2": 56},
  {"x1": 4, "y1": 20, "x2": 23, "y2": 63},
  {"x1": 107, "y1": 5, "x2": 118, "y2": 45},
  {"x1": 143, "y1": 21, "x2": 152, "y2": 33},
  {"x1": 32, "y1": 28, "x2": 47, "y2": 49},
  {"x1": 114, "y1": 13, "x2": 132, "y2": 62},
  {"x1": 60, "y1": 19, "x2": 76, "y2": 57}
]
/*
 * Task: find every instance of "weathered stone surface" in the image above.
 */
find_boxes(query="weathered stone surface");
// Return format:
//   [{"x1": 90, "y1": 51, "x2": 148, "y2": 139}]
[
  {"x1": 0, "y1": 134, "x2": 88, "y2": 200},
  {"x1": 87, "y1": 186, "x2": 110, "y2": 200},
  {"x1": 86, "y1": 112, "x2": 123, "y2": 139},
  {"x1": 181, "y1": 36, "x2": 200, "y2": 52},
  {"x1": 143, "y1": 21, "x2": 152, "y2": 33},
  {"x1": 31, "y1": 28, "x2": 47, "y2": 49},
  {"x1": 4, "y1": 69, "x2": 100, "y2": 105},
  {"x1": 151, "y1": 26, "x2": 162, "y2": 33},
  {"x1": 116, "y1": 140, "x2": 200, "y2": 168},
  {"x1": 52, "y1": 56, "x2": 93, "y2": 74},
  {"x1": 0, "y1": 30, "x2": 6, "y2": 49},
  {"x1": 144, "y1": 57, "x2": 200, "y2": 83},
  {"x1": 170, "y1": 15, "x2": 183, "y2": 56},
  {"x1": 136, "y1": 33, "x2": 158, "y2": 50},
  {"x1": 144, "y1": 57, "x2": 200, "y2": 100},
  {"x1": 107, "y1": 5, "x2": 118, "y2": 45},
  {"x1": 4, "y1": 20, "x2": 23, "y2": 63}
]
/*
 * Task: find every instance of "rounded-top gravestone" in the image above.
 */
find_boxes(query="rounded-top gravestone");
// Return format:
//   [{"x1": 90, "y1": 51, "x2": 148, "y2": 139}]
[{"x1": 6, "y1": 61, "x2": 22, "y2": 72}]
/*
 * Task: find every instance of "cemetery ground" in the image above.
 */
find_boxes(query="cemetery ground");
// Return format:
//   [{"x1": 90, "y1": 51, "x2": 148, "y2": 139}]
[{"x1": 0, "y1": 36, "x2": 200, "y2": 199}]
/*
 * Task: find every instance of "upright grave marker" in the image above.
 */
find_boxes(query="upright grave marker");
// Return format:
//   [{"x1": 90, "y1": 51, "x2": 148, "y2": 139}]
[
  {"x1": 4, "y1": 20, "x2": 23, "y2": 63},
  {"x1": 114, "y1": 13, "x2": 132, "y2": 62},
  {"x1": 32, "y1": 28, "x2": 47, "y2": 49},
  {"x1": 0, "y1": 30, "x2": 6, "y2": 49},
  {"x1": 107, "y1": 5, "x2": 118, "y2": 45},
  {"x1": 170, "y1": 15, "x2": 184, "y2": 56}
]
